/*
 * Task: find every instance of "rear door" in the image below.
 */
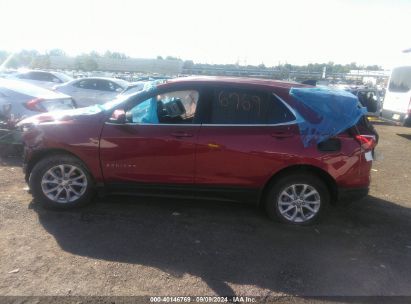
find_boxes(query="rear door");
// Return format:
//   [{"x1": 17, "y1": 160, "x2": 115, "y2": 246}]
[{"x1": 195, "y1": 86, "x2": 299, "y2": 201}]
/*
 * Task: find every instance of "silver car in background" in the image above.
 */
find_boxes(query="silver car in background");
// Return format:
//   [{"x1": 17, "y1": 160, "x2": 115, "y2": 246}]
[
  {"x1": 53, "y1": 77, "x2": 129, "y2": 107},
  {"x1": 8, "y1": 70, "x2": 73, "y2": 90},
  {"x1": 0, "y1": 78, "x2": 76, "y2": 119}
]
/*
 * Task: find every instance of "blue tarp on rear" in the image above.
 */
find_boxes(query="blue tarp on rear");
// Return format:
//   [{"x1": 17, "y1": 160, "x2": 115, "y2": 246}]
[{"x1": 289, "y1": 87, "x2": 367, "y2": 147}]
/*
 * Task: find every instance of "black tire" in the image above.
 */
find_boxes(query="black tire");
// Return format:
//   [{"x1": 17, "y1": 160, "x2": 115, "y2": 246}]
[
  {"x1": 264, "y1": 173, "x2": 329, "y2": 225},
  {"x1": 29, "y1": 154, "x2": 94, "y2": 209}
]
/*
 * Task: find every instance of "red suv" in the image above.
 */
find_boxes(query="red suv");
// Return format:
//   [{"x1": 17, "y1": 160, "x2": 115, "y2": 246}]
[{"x1": 21, "y1": 77, "x2": 377, "y2": 225}]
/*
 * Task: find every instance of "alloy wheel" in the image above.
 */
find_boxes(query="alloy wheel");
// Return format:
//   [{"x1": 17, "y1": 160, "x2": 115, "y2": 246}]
[
  {"x1": 41, "y1": 164, "x2": 88, "y2": 203},
  {"x1": 277, "y1": 184, "x2": 321, "y2": 223}
]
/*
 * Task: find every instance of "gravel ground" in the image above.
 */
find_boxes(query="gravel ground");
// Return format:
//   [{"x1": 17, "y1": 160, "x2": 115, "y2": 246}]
[{"x1": 0, "y1": 123, "x2": 410, "y2": 299}]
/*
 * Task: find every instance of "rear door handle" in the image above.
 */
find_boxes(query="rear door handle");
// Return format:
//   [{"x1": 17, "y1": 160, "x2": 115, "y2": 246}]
[
  {"x1": 271, "y1": 132, "x2": 293, "y2": 138},
  {"x1": 171, "y1": 132, "x2": 193, "y2": 138}
]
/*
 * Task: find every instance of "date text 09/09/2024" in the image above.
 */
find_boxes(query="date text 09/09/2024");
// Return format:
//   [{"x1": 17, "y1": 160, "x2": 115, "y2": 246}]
[{"x1": 150, "y1": 296, "x2": 257, "y2": 303}]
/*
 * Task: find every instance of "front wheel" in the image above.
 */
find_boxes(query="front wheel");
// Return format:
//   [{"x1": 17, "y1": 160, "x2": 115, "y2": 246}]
[
  {"x1": 264, "y1": 174, "x2": 329, "y2": 225},
  {"x1": 29, "y1": 154, "x2": 94, "y2": 209}
]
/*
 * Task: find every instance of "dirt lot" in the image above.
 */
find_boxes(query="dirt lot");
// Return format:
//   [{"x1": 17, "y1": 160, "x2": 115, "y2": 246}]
[{"x1": 0, "y1": 123, "x2": 411, "y2": 298}]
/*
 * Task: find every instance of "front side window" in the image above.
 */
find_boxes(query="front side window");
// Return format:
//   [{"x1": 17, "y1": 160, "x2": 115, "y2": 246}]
[
  {"x1": 74, "y1": 79, "x2": 98, "y2": 90},
  {"x1": 52, "y1": 72, "x2": 72, "y2": 83},
  {"x1": 127, "y1": 90, "x2": 199, "y2": 124},
  {"x1": 202, "y1": 88, "x2": 295, "y2": 124}
]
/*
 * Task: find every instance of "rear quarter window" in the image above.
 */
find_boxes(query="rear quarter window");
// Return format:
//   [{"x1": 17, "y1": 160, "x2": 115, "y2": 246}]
[{"x1": 204, "y1": 88, "x2": 295, "y2": 124}]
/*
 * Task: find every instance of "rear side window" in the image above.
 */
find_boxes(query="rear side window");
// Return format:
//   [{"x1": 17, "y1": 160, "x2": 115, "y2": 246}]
[
  {"x1": 388, "y1": 67, "x2": 411, "y2": 93},
  {"x1": 202, "y1": 88, "x2": 295, "y2": 124},
  {"x1": 97, "y1": 80, "x2": 122, "y2": 92},
  {"x1": 74, "y1": 79, "x2": 98, "y2": 90},
  {"x1": 18, "y1": 72, "x2": 40, "y2": 80}
]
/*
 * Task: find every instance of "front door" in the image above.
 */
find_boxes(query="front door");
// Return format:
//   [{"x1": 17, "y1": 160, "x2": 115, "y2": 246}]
[{"x1": 100, "y1": 88, "x2": 201, "y2": 189}]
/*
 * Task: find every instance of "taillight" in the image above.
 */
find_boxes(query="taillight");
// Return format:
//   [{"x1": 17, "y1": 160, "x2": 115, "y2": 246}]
[
  {"x1": 24, "y1": 98, "x2": 46, "y2": 112},
  {"x1": 355, "y1": 134, "x2": 376, "y2": 150}
]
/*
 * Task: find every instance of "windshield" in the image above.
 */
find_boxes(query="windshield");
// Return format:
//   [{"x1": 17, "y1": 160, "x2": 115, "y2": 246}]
[
  {"x1": 112, "y1": 78, "x2": 129, "y2": 89},
  {"x1": 99, "y1": 94, "x2": 131, "y2": 111},
  {"x1": 52, "y1": 72, "x2": 73, "y2": 83},
  {"x1": 120, "y1": 82, "x2": 145, "y2": 96},
  {"x1": 388, "y1": 66, "x2": 411, "y2": 93},
  {"x1": 99, "y1": 81, "x2": 159, "y2": 111}
]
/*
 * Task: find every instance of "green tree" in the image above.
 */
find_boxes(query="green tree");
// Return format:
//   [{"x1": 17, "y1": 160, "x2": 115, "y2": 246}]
[
  {"x1": 17, "y1": 49, "x2": 39, "y2": 66},
  {"x1": 89, "y1": 51, "x2": 101, "y2": 58},
  {"x1": 74, "y1": 55, "x2": 98, "y2": 71},
  {"x1": 365, "y1": 65, "x2": 381, "y2": 71},
  {"x1": 0, "y1": 50, "x2": 9, "y2": 65},
  {"x1": 165, "y1": 56, "x2": 181, "y2": 61},
  {"x1": 183, "y1": 60, "x2": 194, "y2": 69},
  {"x1": 104, "y1": 51, "x2": 128, "y2": 59},
  {"x1": 30, "y1": 55, "x2": 50, "y2": 69},
  {"x1": 48, "y1": 49, "x2": 66, "y2": 56}
]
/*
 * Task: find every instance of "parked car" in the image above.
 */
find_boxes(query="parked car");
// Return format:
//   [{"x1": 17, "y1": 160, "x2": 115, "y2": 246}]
[
  {"x1": 346, "y1": 88, "x2": 382, "y2": 116},
  {"x1": 0, "y1": 107, "x2": 23, "y2": 157},
  {"x1": 8, "y1": 70, "x2": 73, "y2": 90},
  {"x1": 0, "y1": 78, "x2": 76, "y2": 120},
  {"x1": 53, "y1": 77, "x2": 129, "y2": 107},
  {"x1": 20, "y1": 77, "x2": 377, "y2": 225},
  {"x1": 382, "y1": 66, "x2": 411, "y2": 126}
]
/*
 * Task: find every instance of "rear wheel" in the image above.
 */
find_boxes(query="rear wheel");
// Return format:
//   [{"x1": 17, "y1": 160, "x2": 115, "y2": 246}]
[
  {"x1": 29, "y1": 154, "x2": 94, "y2": 209},
  {"x1": 265, "y1": 174, "x2": 329, "y2": 225}
]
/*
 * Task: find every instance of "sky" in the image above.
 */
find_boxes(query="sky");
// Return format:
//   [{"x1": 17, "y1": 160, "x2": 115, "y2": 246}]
[{"x1": 0, "y1": 0, "x2": 410, "y2": 68}]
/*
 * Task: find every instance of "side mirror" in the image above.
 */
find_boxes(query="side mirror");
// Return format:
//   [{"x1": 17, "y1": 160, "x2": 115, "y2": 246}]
[{"x1": 109, "y1": 109, "x2": 126, "y2": 124}]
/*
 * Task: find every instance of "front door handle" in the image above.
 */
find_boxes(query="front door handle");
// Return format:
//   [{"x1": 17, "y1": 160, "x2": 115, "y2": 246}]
[
  {"x1": 171, "y1": 132, "x2": 193, "y2": 138},
  {"x1": 271, "y1": 132, "x2": 293, "y2": 139}
]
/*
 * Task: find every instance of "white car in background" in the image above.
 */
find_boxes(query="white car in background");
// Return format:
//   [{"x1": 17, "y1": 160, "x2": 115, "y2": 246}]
[
  {"x1": 382, "y1": 66, "x2": 411, "y2": 126},
  {"x1": 53, "y1": 77, "x2": 129, "y2": 107},
  {"x1": 8, "y1": 70, "x2": 73, "y2": 90}
]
